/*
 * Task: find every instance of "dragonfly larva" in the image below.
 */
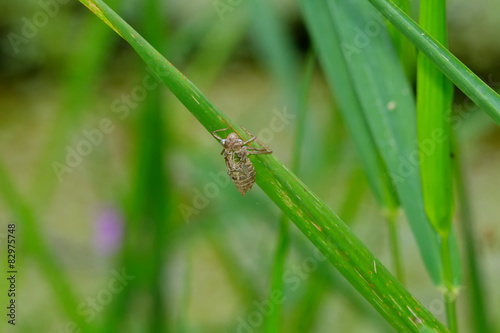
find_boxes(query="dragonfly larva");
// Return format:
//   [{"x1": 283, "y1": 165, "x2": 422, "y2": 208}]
[{"x1": 212, "y1": 126, "x2": 272, "y2": 196}]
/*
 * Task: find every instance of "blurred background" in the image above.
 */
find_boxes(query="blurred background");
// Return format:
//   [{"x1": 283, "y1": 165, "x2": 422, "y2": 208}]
[{"x1": 0, "y1": 0, "x2": 499, "y2": 332}]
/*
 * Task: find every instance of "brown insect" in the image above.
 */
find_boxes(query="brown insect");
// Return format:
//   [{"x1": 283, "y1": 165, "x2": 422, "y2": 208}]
[{"x1": 212, "y1": 126, "x2": 272, "y2": 196}]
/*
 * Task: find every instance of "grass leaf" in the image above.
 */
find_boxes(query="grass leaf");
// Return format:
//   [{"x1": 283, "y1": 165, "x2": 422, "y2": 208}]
[
  {"x1": 367, "y1": 0, "x2": 500, "y2": 125},
  {"x1": 300, "y1": 0, "x2": 449, "y2": 285}
]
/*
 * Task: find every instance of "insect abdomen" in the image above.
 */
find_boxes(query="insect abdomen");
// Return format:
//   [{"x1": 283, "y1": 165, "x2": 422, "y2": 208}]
[{"x1": 230, "y1": 159, "x2": 256, "y2": 196}]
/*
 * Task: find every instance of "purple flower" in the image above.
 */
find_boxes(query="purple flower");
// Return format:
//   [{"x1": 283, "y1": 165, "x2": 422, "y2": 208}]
[{"x1": 94, "y1": 207, "x2": 123, "y2": 256}]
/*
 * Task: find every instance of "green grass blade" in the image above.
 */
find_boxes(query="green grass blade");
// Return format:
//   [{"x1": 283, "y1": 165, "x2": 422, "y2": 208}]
[
  {"x1": 105, "y1": 1, "x2": 171, "y2": 331},
  {"x1": 300, "y1": 0, "x2": 446, "y2": 284},
  {"x1": 385, "y1": 0, "x2": 416, "y2": 81},
  {"x1": 251, "y1": 0, "x2": 300, "y2": 100},
  {"x1": 250, "y1": 1, "x2": 311, "y2": 328},
  {"x1": 453, "y1": 135, "x2": 491, "y2": 333},
  {"x1": 367, "y1": 0, "x2": 500, "y2": 125},
  {"x1": 298, "y1": 0, "x2": 399, "y2": 215},
  {"x1": 265, "y1": 215, "x2": 289, "y2": 333},
  {"x1": 187, "y1": 9, "x2": 249, "y2": 89},
  {"x1": 266, "y1": 51, "x2": 315, "y2": 333},
  {"x1": 77, "y1": 1, "x2": 450, "y2": 330},
  {"x1": 416, "y1": 1, "x2": 457, "y2": 331},
  {"x1": 417, "y1": 0, "x2": 454, "y2": 236}
]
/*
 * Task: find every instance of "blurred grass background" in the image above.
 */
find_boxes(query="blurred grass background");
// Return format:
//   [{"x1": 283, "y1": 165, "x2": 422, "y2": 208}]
[{"x1": 0, "y1": 0, "x2": 499, "y2": 332}]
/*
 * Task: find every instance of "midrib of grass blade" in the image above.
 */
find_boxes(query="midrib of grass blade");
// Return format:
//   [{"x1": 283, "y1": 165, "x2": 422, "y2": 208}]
[
  {"x1": 366, "y1": 0, "x2": 500, "y2": 126},
  {"x1": 416, "y1": 1, "x2": 457, "y2": 331},
  {"x1": 78, "y1": 1, "x2": 449, "y2": 330}
]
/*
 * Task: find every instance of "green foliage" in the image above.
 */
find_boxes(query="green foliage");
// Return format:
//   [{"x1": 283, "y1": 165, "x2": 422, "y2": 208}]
[
  {"x1": 74, "y1": 0, "x2": 452, "y2": 331},
  {"x1": 1, "y1": 0, "x2": 496, "y2": 331}
]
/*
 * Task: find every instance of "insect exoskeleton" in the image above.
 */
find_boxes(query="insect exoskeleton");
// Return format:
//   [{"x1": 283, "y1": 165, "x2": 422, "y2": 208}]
[{"x1": 212, "y1": 126, "x2": 272, "y2": 196}]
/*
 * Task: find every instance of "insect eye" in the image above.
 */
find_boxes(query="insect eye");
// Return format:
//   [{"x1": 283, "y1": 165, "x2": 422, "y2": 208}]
[{"x1": 221, "y1": 139, "x2": 226, "y2": 145}]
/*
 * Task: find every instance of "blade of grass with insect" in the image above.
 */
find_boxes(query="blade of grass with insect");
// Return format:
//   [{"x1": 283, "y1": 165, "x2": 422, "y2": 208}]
[
  {"x1": 416, "y1": 1, "x2": 458, "y2": 331},
  {"x1": 77, "y1": 0, "x2": 449, "y2": 330},
  {"x1": 366, "y1": 0, "x2": 500, "y2": 125}
]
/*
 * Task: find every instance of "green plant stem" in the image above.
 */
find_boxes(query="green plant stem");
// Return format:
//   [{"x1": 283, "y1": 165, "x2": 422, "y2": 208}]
[
  {"x1": 266, "y1": 51, "x2": 315, "y2": 333},
  {"x1": 452, "y1": 135, "x2": 490, "y2": 333},
  {"x1": 386, "y1": 209, "x2": 404, "y2": 284},
  {"x1": 206, "y1": 226, "x2": 262, "y2": 306},
  {"x1": 266, "y1": 215, "x2": 289, "y2": 333},
  {"x1": 417, "y1": 0, "x2": 454, "y2": 235},
  {"x1": 385, "y1": 0, "x2": 415, "y2": 81},
  {"x1": 440, "y1": 233, "x2": 457, "y2": 332}
]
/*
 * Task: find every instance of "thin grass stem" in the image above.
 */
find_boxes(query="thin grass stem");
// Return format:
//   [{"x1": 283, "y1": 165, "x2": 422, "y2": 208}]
[{"x1": 440, "y1": 233, "x2": 457, "y2": 332}]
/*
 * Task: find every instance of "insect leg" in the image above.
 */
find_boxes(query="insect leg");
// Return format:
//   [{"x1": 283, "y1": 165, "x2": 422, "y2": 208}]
[
  {"x1": 247, "y1": 147, "x2": 272, "y2": 155},
  {"x1": 241, "y1": 126, "x2": 272, "y2": 153},
  {"x1": 212, "y1": 127, "x2": 230, "y2": 140},
  {"x1": 240, "y1": 126, "x2": 257, "y2": 145}
]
